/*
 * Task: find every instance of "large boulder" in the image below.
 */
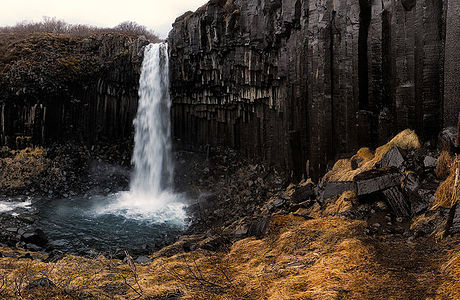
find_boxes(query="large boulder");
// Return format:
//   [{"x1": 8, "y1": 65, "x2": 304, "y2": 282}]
[
  {"x1": 21, "y1": 229, "x2": 48, "y2": 247},
  {"x1": 320, "y1": 181, "x2": 355, "y2": 201},
  {"x1": 378, "y1": 146, "x2": 405, "y2": 169},
  {"x1": 449, "y1": 202, "x2": 460, "y2": 235},
  {"x1": 290, "y1": 183, "x2": 315, "y2": 203},
  {"x1": 354, "y1": 168, "x2": 401, "y2": 196}
]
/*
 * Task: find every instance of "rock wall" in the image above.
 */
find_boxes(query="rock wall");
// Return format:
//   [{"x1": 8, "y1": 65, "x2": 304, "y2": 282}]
[
  {"x1": 0, "y1": 33, "x2": 149, "y2": 148},
  {"x1": 444, "y1": 0, "x2": 460, "y2": 126},
  {"x1": 169, "y1": 0, "x2": 458, "y2": 179}
]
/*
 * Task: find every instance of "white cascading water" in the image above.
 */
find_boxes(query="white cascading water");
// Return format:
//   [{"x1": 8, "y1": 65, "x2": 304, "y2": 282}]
[{"x1": 96, "y1": 43, "x2": 185, "y2": 224}]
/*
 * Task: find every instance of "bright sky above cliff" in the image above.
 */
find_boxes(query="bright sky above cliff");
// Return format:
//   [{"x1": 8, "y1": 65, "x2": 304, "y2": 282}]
[{"x1": 0, "y1": 0, "x2": 208, "y2": 38}]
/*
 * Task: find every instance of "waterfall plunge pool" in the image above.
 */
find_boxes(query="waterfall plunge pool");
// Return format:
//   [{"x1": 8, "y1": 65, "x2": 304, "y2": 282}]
[{"x1": 34, "y1": 193, "x2": 187, "y2": 256}]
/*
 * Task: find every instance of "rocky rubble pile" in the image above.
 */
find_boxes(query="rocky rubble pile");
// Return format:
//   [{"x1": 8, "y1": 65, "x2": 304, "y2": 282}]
[{"x1": 166, "y1": 128, "x2": 459, "y2": 256}]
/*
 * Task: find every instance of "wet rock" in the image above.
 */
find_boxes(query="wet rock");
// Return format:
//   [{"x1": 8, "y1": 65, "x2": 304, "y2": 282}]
[
  {"x1": 403, "y1": 172, "x2": 420, "y2": 193},
  {"x1": 290, "y1": 184, "x2": 315, "y2": 203},
  {"x1": 321, "y1": 181, "x2": 355, "y2": 201},
  {"x1": 381, "y1": 187, "x2": 411, "y2": 217},
  {"x1": 21, "y1": 229, "x2": 48, "y2": 247},
  {"x1": 25, "y1": 243, "x2": 43, "y2": 252},
  {"x1": 438, "y1": 127, "x2": 458, "y2": 151},
  {"x1": 247, "y1": 216, "x2": 270, "y2": 239},
  {"x1": 411, "y1": 189, "x2": 434, "y2": 215},
  {"x1": 24, "y1": 278, "x2": 56, "y2": 291},
  {"x1": 354, "y1": 168, "x2": 400, "y2": 196},
  {"x1": 134, "y1": 256, "x2": 152, "y2": 264},
  {"x1": 378, "y1": 146, "x2": 405, "y2": 169},
  {"x1": 198, "y1": 235, "x2": 230, "y2": 252},
  {"x1": 449, "y1": 202, "x2": 460, "y2": 235}
]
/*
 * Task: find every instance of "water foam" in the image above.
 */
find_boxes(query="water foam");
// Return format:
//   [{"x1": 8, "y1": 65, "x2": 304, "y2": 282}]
[{"x1": 0, "y1": 199, "x2": 32, "y2": 213}]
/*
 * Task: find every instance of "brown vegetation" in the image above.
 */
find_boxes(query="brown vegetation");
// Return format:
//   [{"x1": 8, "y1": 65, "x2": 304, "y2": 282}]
[
  {"x1": 0, "y1": 17, "x2": 160, "y2": 42},
  {"x1": 323, "y1": 129, "x2": 421, "y2": 182},
  {"x1": 0, "y1": 147, "x2": 49, "y2": 190},
  {"x1": 432, "y1": 157, "x2": 460, "y2": 209},
  {"x1": 436, "y1": 151, "x2": 453, "y2": 180},
  {"x1": 0, "y1": 214, "x2": 458, "y2": 299}
]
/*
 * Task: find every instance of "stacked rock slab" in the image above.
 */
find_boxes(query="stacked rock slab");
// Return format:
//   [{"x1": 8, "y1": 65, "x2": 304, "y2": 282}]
[{"x1": 169, "y1": 0, "x2": 458, "y2": 179}]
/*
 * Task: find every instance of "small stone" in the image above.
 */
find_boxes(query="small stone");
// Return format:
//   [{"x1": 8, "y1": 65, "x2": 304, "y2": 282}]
[
  {"x1": 396, "y1": 217, "x2": 403, "y2": 223},
  {"x1": 423, "y1": 156, "x2": 437, "y2": 168},
  {"x1": 373, "y1": 223, "x2": 381, "y2": 228},
  {"x1": 24, "y1": 278, "x2": 56, "y2": 291},
  {"x1": 273, "y1": 198, "x2": 285, "y2": 208},
  {"x1": 134, "y1": 256, "x2": 152, "y2": 264}
]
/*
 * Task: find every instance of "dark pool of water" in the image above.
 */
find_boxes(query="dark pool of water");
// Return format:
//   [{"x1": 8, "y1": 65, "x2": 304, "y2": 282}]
[{"x1": 36, "y1": 195, "x2": 186, "y2": 256}]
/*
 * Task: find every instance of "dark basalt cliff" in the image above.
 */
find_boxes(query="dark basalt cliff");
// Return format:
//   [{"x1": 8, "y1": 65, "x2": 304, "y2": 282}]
[
  {"x1": 168, "y1": 0, "x2": 459, "y2": 179},
  {"x1": 0, "y1": 33, "x2": 149, "y2": 147}
]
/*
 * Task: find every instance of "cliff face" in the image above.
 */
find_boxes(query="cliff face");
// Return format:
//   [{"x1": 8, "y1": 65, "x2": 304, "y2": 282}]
[
  {"x1": 0, "y1": 33, "x2": 149, "y2": 148},
  {"x1": 168, "y1": 0, "x2": 458, "y2": 179}
]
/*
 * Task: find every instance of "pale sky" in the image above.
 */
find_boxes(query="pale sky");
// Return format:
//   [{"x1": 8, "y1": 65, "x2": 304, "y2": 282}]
[{"x1": 0, "y1": 0, "x2": 208, "y2": 38}]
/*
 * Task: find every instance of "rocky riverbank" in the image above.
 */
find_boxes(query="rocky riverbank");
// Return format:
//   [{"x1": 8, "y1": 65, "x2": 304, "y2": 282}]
[{"x1": 0, "y1": 129, "x2": 458, "y2": 299}]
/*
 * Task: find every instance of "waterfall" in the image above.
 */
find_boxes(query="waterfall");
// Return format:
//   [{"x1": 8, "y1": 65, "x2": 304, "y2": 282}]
[
  {"x1": 131, "y1": 43, "x2": 173, "y2": 195},
  {"x1": 95, "y1": 43, "x2": 185, "y2": 224}
]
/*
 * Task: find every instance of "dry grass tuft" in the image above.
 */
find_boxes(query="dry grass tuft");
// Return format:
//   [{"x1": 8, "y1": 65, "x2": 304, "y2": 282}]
[
  {"x1": 436, "y1": 151, "x2": 453, "y2": 180},
  {"x1": 437, "y1": 245, "x2": 460, "y2": 299},
  {"x1": 321, "y1": 190, "x2": 356, "y2": 216},
  {"x1": 323, "y1": 129, "x2": 421, "y2": 182},
  {"x1": 432, "y1": 158, "x2": 459, "y2": 209},
  {"x1": 0, "y1": 147, "x2": 49, "y2": 189}
]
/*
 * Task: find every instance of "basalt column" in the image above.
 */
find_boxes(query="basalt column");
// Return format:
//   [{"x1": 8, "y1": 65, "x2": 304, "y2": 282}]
[
  {"x1": 444, "y1": 0, "x2": 460, "y2": 127},
  {"x1": 169, "y1": 0, "x2": 458, "y2": 180}
]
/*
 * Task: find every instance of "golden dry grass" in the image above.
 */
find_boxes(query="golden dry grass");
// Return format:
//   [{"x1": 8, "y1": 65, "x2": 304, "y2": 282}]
[
  {"x1": 0, "y1": 147, "x2": 49, "y2": 189},
  {"x1": 1, "y1": 214, "x2": 457, "y2": 299},
  {"x1": 436, "y1": 245, "x2": 460, "y2": 299},
  {"x1": 323, "y1": 129, "x2": 421, "y2": 182},
  {"x1": 436, "y1": 151, "x2": 453, "y2": 180},
  {"x1": 432, "y1": 158, "x2": 459, "y2": 209}
]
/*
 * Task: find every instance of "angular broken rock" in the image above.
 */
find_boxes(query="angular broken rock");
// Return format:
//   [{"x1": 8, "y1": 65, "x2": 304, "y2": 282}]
[
  {"x1": 415, "y1": 189, "x2": 434, "y2": 213},
  {"x1": 320, "y1": 181, "x2": 355, "y2": 201},
  {"x1": 354, "y1": 168, "x2": 401, "y2": 196},
  {"x1": 21, "y1": 229, "x2": 48, "y2": 247},
  {"x1": 382, "y1": 187, "x2": 411, "y2": 217},
  {"x1": 449, "y1": 202, "x2": 460, "y2": 235},
  {"x1": 247, "y1": 216, "x2": 270, "y2": 239},
  {"x1": 378, "y1": 146, "x2": 405, "y2": 169},
  {"x1": 290, "y1": 184, "x2": 315, "y2": 203}
]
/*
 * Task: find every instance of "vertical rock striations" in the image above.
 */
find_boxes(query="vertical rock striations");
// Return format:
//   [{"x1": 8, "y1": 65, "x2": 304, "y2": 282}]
[
  {"x1": 169, "y1": 0, "x2": 458, "y2": 179},
  {"x1": 0, "y1": 33, "x2": 149, "y2": 147}
]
